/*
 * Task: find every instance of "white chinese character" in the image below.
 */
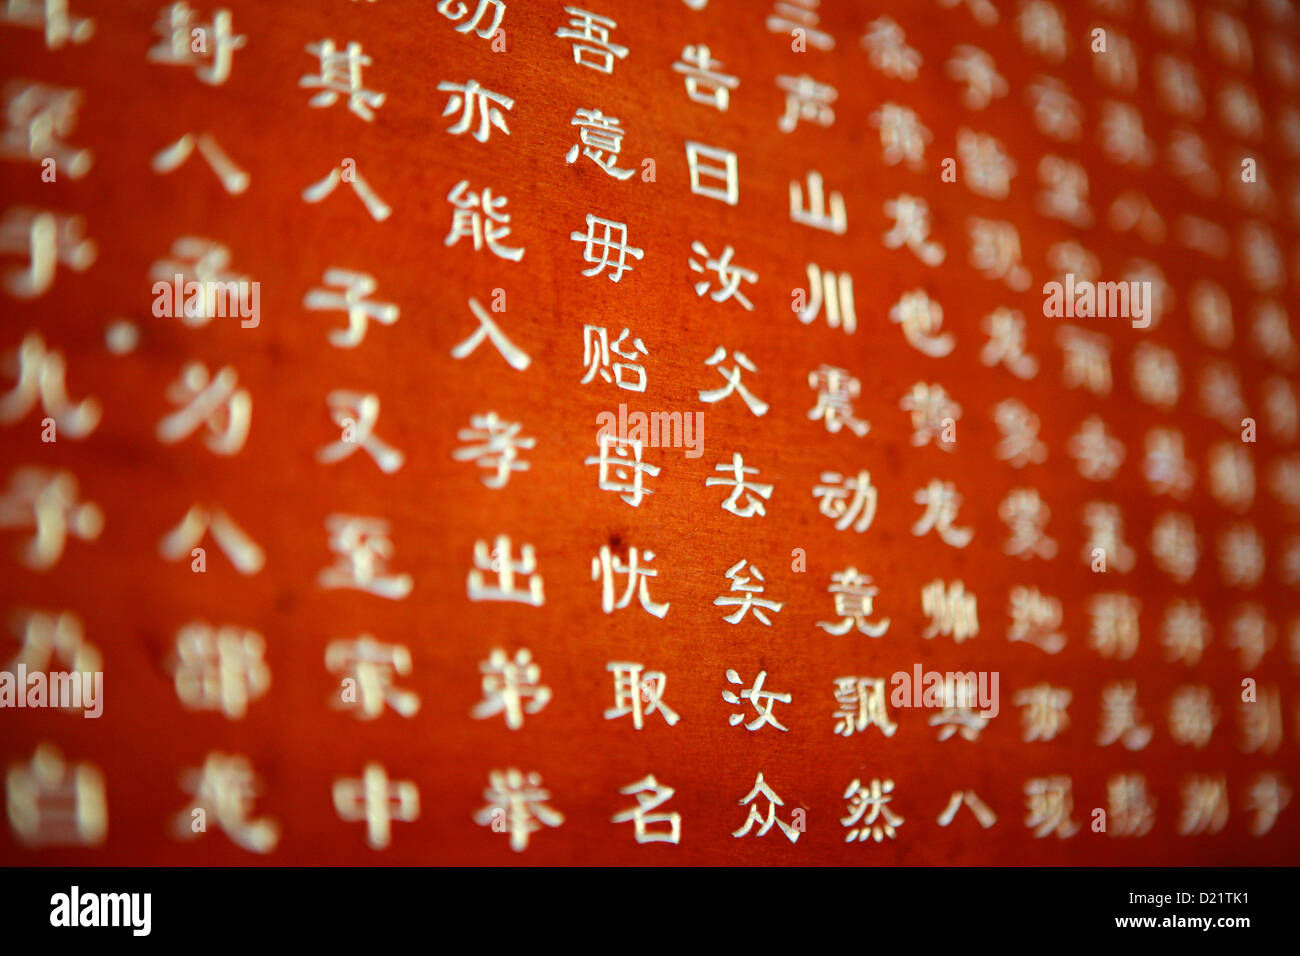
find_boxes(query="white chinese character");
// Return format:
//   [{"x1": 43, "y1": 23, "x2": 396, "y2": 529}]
[
  {"x1": 929, "y1": 675, "x2": 989, "y2": 742},
  {"x1": 938, "y1": 790, "x2": 997, "y2": 828},
  {"x1": 0, "y1": 332, "x2": 99, "y2": 438},
  {"x1": 474, "y1": 768, "x2": 563, "y2": 851},
  {"x1": 1167, "y1": 127, "x2": 1219, "y2": 197},
  {"x1": 946, "y1": 46, "x2": 1006, "y2": 109},
  {"x1": 318, "y1": 514, "x2": 412, "y2": 599},
  {"x1": 1168, "y1": 685, "x2": 1217, "y2": 748},
  {"x1": 0, "y1": 0, "x2": 93, "y2": 49},
  {"x1": 699, "y1": 346, "x2": 768, "y2": 415},
  {"x1": 173, "y1": 752, "x2": 278, "y2": 852},
  {"x1": 1131, "y1": 341, "x2": 1180, "y2": 410},
  {"x1": 776, "y1": 73, "x2": 835, "y2": 133},
  {"x1": 565, "y1": 108, "x2": 635, "y2": 179},
  {"x1": 1097, "y1": 100, "x2": 1154, "y2": 166},
  {"x1": 890, "y1": 290, "x2": 953, "y2": 358},
  {"x1": 444, "y1": 179, "x2": 524, "y2": 261},
  {"x1": 1017, "y1": 0, "x2": 1066, "y2": 60},
  {"x1": 467, "y1": 534, "x2": 543, "y2": 605},
  {"x1": 980, "y1": 308, "x2": 1038, "y2": 379},
  {"x1": 870, "y1": 102, "x2": 929, "y2": 169},
  {"x1": 5, "y1": 610, "x2": 100, "y2": 716},
  {"x1": 842, "y1": 778, "x2": 904, "y2": 842},
  {"x1": 1107, "y1": 773, "x2": 1156, "y2": 837},
  {"x1": 581, "y1": 325, "x2": 647, "y2": 391},
  {"x1": 304, "y1": 268, "x2": 399, "y2": 348},
  {"x1": 148, "y1": 3, "x2": 245, "y2": 85},
  {"x1": 1007, "y1": 586, "x2": 1065, "y2": 654},
  {"x1": 1154, "y1": 53, "x2": 1204, "y2": 119},
  {"x1": 1037, "y1": 155, "x2": 1091, "y2": 227},
  {"x1": 585, "y1": 432, "x2": 659, "y2": 506},
  {"x1": 967, "y1": 217, "x2": 1030, "y2": 289},
  {"x1": 767, "y1": 0, "x2": 833, "y2": 49},
  {"x1": 672, "y1": 44, "x2": 737, "y2": 110},
  {"x1": 1024, "y1": 776, "x2": 1079, "y2": 838},
  {"x1": 302, "y1": 161, "x2": 391, "y2": 221},
  {"x1": 1089, "y1": 593, "x2": 1140, "y2": 660},
  {"x1": 818, "y1": 568, "x2": 889, "y2": 636},
  {"x1": 316, "y1": 390, "x2": 403, "y2": 474},
  {"x1": 453, "y1": 411, "x2": 534, "y2": 488},
  {"x1": 1081, "y1": 501, "x2": 1135, "y2": 572},
  {"x1": 1014, "y1": 683, "x2": 1071, "y2": 742},
  {"x1": 605, "y1": 662, "x2": 679, "y2": 729},
  {"x1": 1263, "y1": 377, "x2": 1299, "y2": 443},
  {"x1": 882, "y1": 195, "x2": 943, "y2": 265},
  {"x1": 722, "y1": 671, "x2": 790, "y2": 733},
  {"x1": 1025, "y1": 75, "x2": 1082, "y2": 141},
  {"x1": 684, "y1": 141, "x2": 738, "y2": 205},
  {"x1": 1228, "y1": 604, "x2": 1274, "y2": 671},
  {"x1": 333, "y1": 764, "x2": 418, "y2": 849},
  {"x1": 149, "y1": 237, "x2": 249, "y2": 326},
  {"x1": 437, "y1": 78, "x2": 512, "y2": 142},
  {"x1": 0, "y1": 82, "x2": 91, "y2": 177},
  {"x1": 1238, "y1": 681, "x2": 1282, "y2": 753},
  {"x1": 1069, "y1": 415, "x2": 1124, "y2": 482},
  {"x1": 797, "y1": 264, "x2": 855, "y2": 332},
  {"x1": 472, "y1": 647, "x2": 550, "y2": 729},
  {"x1": 808, "y1": 365, "x2": 870, "y2": 436},
  {"x1": 612, "y1": 775, "x2": 680, "y2": 843},
  {"x1": 152, "y1": 131, "x2": 248, "y2": 193},
  {"x1": 1162, "y1": 599, "x2": 1210, "y2": 665},
  {"x1": 791, "y1": 170, "x2": 846, "y2": 233},
  {"x1": 451, "y1": 296, "x2": 531, "y2": 371},
  {"x1": 832, "y1": 676, "x2": 897, "y2": 736},
  {"x1": 957, "y1": 128, "x2": 1016, "y2": 199},
  {"x1": 1200, "y1": 361, "x2": 1247, "y2": 430},
  {"x1": 299, "y1": 39, "x2": 385, "y2": 120},
  {"x1": 715, "y1": 560, "x2": 782, "y2": 626},
  {"x1": 160, "y1": 504, "x2": 262, "y2": 574},
  {"x1": 326, "y1": 635, "x2": 420, "y2": 719},
  {"x1": 172, "y1": 622, "x2": 269, "y2": 719},
  {"x1": 591, "y1": 545, "x2": 668, "y2": 617},
  {"x1": 0, "y1": 207, "x2": 94, "y2": 299},
  {"x1": 939, "y1": 0, "x2": 1000, "y2": 27},
  {"x1": 1253, "y1": 301, "x2": 1298, "y2": 370},
  {"x1": 1097, "y1": 680, "x2": 1153, "y2": 750},
  {"x1": 1245, "y1": 773, "x2": 1291, "y2": 837},
  {"x1": 1178, "y1": 775, "x2": 1228, "y2": 835},
  {"x1": 861, "y1": 17, "x2": 920, "y2": 79},
  {"x1": 813, "y1": 470, "x2": 876, "y2": 533},
  {"x1": 0, "y1": 466, "x2": 101, "y2": 570},
  {"x1": 690, "y1": 242, "x2": 757, "y2": 311},
  {"x1": 156, "y1": 364, "x2": 249, "y2": 457},
  {"x1": 1057, "y1": 325, "x2": 1112, "y2": 397},
  {"x1": 6, "y1": 742, "x2": 105, "y2": 847},
  {"x1": 900, "y1": 381, "x2": 959, "y2": 449},
  {"x1": 571, "y1": 214, "x2": 643, "y2": 281},
  {"x1": 912, "y1": 479, "x2": 973, "y2": 548},
  {"x1": 437, "y1": 0, "x2": 504, "y2": 39},
  {"x1": 992, "y1": 399, "x2": 1046, "y2": 468},
  {"x1": 733, "y1": 772, "x2": 800, "y2": 841},
  {"x1": 555, "y1": 6, "x2": 627, "y2": 72},
  {"x1": 707, "y1": 452, "x2": 773, "y2": 517},
  {"x1": 1218, "y1": 522, "x2": 1265, "y2": 588},
  {"x1": 922, "y1": 579, "x2": 978, "y2": 641}
]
